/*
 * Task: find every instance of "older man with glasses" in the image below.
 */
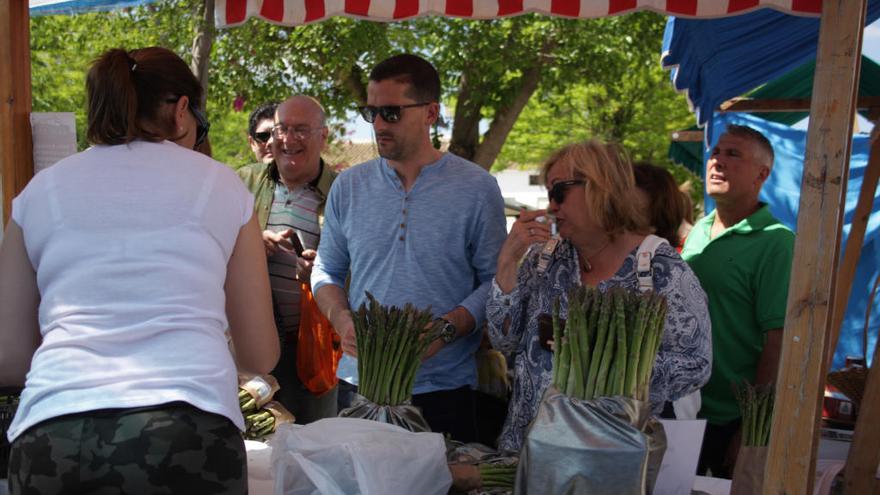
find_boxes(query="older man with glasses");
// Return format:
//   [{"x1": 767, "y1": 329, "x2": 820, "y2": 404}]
[
  {"x1": 311, "y1": 54, "x2": 507, "y2": 443},
  {"x1": 237, "y1": 95, "x2": 338, "y2": 424}
]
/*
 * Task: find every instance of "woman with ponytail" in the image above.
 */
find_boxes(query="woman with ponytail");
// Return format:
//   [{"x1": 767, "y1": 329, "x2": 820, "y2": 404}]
[{"x1": 0, "y1": 47, "x2": 279, "y2": 493}]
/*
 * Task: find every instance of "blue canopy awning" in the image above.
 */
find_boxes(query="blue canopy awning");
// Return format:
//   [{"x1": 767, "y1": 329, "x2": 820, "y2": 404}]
[{"x1": 662, "y1": 2, "x2": 880, "y2": 131}]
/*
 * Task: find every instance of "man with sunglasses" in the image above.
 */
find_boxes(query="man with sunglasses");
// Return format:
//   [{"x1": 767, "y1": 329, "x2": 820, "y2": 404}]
[
  {"x1": 311, "y1": 54, "x2": 507, "y2": 442},
  {"x1": 247, "y1": 102, "x2": 278, "y2": 164},
  {"x1": 237, "y1": 95, "x2": 338, "y2": 424}
]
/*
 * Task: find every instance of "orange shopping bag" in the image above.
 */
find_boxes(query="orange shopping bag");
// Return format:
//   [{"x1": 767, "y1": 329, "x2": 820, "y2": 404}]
[{"x1": 296, "y1": 282, "x2": 342, "y2": 395}]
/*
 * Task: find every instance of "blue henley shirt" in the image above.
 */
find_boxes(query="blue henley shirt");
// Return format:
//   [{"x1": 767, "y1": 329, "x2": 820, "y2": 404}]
[{"x1": 311, "y1": 153, "x2": 507, "y2": 394}]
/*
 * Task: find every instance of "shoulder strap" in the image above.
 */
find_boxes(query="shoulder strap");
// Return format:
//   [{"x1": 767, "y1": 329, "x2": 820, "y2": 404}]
[{"x1": 636, "y1": 234, "x2": 669, "y2": 292}]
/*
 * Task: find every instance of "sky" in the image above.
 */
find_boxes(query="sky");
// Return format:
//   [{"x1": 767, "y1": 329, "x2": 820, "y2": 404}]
[{"x1": 349, "y1": 19, "x2": 880, "y2": 140}]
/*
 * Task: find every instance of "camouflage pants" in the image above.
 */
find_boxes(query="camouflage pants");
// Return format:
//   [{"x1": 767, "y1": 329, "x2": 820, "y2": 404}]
[{"x1": 7, "y1": 402, "x2": 246, "y2": 494}]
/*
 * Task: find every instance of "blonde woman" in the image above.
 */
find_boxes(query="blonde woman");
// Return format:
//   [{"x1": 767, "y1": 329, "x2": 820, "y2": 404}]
[{"x1": 487, "y1": 141, "x2": 711, "y2": 452}]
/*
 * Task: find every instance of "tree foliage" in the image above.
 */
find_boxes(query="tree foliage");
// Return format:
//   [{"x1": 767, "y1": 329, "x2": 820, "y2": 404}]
[
  {"x1": 30, "y1": 1, "x2": 198, "y2": 150},
  {"x1": 30, "y1": 2, "x2": 694, "y2": 183}
]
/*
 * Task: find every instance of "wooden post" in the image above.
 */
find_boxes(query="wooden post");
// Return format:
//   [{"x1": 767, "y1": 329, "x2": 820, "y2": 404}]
[
  {"x1": 0, "y1": 0, "x2": 33, "y2": 229},
  {"x1": 719, "y1": 96, "x2": 880, "y2": 113},
  {"x1": 843, "y1": 333, "x2": 880, "y2": 494},
  {"x1": 827, "y1": 133, "x2": 880, "y2": 366},
  {"x1": 763, "y1": 1, "x2": 866, "y2": 494}
]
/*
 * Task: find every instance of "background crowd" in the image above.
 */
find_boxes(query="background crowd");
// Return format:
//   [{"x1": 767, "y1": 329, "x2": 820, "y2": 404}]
[{"x1": 0, "y1": 46, "x2": 793, "y2": 492}]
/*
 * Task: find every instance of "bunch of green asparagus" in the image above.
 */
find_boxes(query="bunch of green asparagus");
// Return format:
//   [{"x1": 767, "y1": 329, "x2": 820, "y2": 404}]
[
  {"x1": 735, "y1": 382, "x2": 775, "y2": 447},
  {"x1": 354, "y1": 292, "x2": 443, "y2": 406},
  {"x1": 237, "y1": 374, "x2": 293, "y2": 441},
  {"x1": 552, "y1": 286, "x2": 668, "y2": 402},
  {"x1": 242, "y1": 406, "x2": 276, "y2": 439},
  {"x1": 239, "y1": 393, "x2": 294, "y2": 440},
  {"x1": 478, "y1": 462, "x2": 517, "y2": 490}
]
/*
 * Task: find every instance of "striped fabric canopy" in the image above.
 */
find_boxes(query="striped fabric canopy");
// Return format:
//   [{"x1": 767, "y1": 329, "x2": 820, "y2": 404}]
[{"x1": 216, "y1": 0, "x2": 822, "y2": 28}]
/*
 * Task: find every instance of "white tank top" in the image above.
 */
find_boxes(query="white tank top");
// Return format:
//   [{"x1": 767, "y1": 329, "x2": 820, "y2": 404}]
[{"x1": 7, "y1": 140, "x2": 254, "y2": 441}]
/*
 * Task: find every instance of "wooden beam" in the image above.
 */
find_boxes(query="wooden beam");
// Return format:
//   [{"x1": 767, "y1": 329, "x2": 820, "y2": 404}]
[
  {"x1": 0, "y1": 0, "x2": 33, "y2": 229},
  {"x1": 827, "y1": 133, "x2": 880, "y2": 367},
  {"x1": 843, "y1": 334, "x2": 880, "y2": 494},
  {"x1": 719, "y1": 96, "x2": 880, "y2": 113},
  {"x1": 763, "y1": 1, "x2": 866, "y2": 494},
  {"x1": 670, "y1": 130, "x2": 704, "y2": 142}
]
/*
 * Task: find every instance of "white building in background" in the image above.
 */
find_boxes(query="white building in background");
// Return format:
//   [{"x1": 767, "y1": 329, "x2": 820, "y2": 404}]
[
  {"x1": 492, "y1": 168, "x2": 549, "y2": 231},
  {"x1": 493, "y1": 168, "x2": 548, "y2": 210}
]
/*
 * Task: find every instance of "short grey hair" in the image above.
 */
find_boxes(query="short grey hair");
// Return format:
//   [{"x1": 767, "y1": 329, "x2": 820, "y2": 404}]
[{"x1": 724, "y1": 124, "x2": 774, "y2": 169}]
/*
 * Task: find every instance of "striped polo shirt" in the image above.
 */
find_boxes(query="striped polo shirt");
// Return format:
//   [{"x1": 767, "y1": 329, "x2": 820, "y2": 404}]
[{"x1": 266, "y1": 181, "x2": 321, "y2": 343}]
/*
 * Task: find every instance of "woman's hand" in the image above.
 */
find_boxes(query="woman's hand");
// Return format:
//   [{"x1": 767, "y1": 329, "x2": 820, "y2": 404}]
[{"x1": 495, "y1": 209, "x2": 551, "y2": 293}]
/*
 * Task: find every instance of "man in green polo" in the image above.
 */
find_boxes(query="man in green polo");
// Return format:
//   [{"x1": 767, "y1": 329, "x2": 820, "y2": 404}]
[
  {"x1": 237, "y1": 95, "x2": 337, "y2": 423},
  {"x1": 682, "y1": 124, "x2": 794, "y2": 478}
]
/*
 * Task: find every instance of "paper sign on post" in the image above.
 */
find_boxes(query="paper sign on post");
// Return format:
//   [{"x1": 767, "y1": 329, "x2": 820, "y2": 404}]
[{"x1": 31, "y1": 112, "x2": 77, "y2": 173}]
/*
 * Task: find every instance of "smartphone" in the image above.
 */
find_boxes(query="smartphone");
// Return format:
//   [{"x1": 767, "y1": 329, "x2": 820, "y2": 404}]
[
  {"x1": 537, "y1": 313, "x2": 565, "y2": 352},
  {"x1": 288, "y1": 231, "x2": 305, "y2": 257}
]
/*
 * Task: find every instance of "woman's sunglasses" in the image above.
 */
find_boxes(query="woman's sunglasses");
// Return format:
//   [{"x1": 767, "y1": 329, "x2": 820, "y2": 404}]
[
  {"x1": 548, "y1": 179, "x2": 586, "y2": 204},
  {"x1": 165, "y1": 97, "x2": 210, "y2": 147},
  {"x1": 252, "y1": 131, "x2": 272, "y2": 144},
  {"x1": 190, "y1": 106, "x2": 210, "y2": 147},
  {"x1": 357, "y1": 102, "x2": 429, "y2": 123}
]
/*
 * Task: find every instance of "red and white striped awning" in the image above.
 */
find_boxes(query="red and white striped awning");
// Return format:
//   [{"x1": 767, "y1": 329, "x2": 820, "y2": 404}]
[{"x1": 215, "y1": 0, "x2": 822, "y2": 28}]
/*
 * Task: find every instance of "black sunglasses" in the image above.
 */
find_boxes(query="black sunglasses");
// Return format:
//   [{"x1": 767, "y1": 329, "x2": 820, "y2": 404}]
[
  {"x1": 548, "y1": 179, "x2": 586, "y2": 204},
  {"x1": 165, "y1": 97, "x2": 210, "y2": 148},
  {"x1": 357, "y1": 102, "x2": 429, "y2": 123},
  {"x1": 190, "y1": 106, "x2": 210, "y2": 148},
  {"x1": 252, "y1": 131, "x2": 272, "y2": 144}
]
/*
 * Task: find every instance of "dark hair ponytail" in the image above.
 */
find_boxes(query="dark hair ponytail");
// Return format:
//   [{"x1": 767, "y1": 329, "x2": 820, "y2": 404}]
[
  {"x1": 86, "y1": 49, "x2": 139, "y2": 145},
  {"x1": 86, "y1": 47, "x2": 202, "y2": 146}
]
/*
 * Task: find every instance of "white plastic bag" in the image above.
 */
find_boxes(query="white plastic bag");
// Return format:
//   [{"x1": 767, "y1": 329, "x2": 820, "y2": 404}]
[
  {"x1": 246, "y1": 440, "x2": 276, "y2": 495},
  {"x1": 269, "y1": 417, "x2": 452, "y2": 495}
]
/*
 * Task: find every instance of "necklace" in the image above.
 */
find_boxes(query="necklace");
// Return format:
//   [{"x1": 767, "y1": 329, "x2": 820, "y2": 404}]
[{"x1": 579, "y1": 240, "x2": 612, "y2": 273}]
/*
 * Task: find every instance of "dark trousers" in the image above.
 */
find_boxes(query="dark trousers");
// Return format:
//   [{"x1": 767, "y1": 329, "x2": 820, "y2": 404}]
[
  {"x1": 697, "y1": 419, "x2": 742, "y2": 479},
  {"x1": 412, "y1": 386, "x2": 478, "y2": 443},
  {"x1": 272, "y1": 345, "x2": 337, "y2": 424},
  {"x1": 337, "y1": 379, "x2": 358, "y2": 412},
  {"x1": 474, "y1": 391, "x2": 508, "y2": 448}
]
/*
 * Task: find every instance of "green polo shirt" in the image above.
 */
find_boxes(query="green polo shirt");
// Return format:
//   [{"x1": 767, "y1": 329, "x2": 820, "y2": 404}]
[{"x1": 681, "y1": 204, "x2": 794, "y2": 425}]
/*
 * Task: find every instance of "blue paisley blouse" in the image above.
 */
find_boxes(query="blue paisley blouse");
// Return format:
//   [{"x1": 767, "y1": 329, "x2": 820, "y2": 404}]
[{"x1": 487, "y1": 238, "x2": 712, "y2": 453}]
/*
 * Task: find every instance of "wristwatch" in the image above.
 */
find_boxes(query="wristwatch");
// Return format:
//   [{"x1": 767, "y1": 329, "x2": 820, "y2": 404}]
[{"x1": 438, "y1": 318, "x2": 458, "y2": 344}]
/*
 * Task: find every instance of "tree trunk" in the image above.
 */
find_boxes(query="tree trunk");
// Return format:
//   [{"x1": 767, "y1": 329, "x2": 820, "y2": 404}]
[
  {"x1": 471, "y1": 64, "x2": 542, "y2": 170},
  {"x1": 339, "y1": 64, "x2": 368, "y2": 105},
  {"x1": 470, "y1": 40, "x2": 555, "y2": 170},
  {"x1": 190, "y1": 0, "x2": 215, "y2": 110},
  {"x1": 448, "y1": 71, "x2": 483, "y2": 161}
]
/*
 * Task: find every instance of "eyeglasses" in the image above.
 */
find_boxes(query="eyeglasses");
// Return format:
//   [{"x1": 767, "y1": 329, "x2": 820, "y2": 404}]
[
  {"x1": 165, "y1": 97, "x2": 210, "y2": 148},
  {"x1": 357, "y1": 103, "x2": 430, "y2": 124},
  {"x1": 252, "y1": 131, "x2": 272, "y2": 144},
  {"x1": 548, "y1": 179, "x2": 586, "y2": 204},
  {"x1": 272, "y1": 125, "x2": 321, "y2": 140}
]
